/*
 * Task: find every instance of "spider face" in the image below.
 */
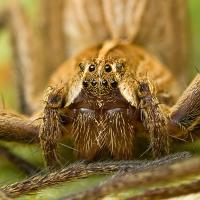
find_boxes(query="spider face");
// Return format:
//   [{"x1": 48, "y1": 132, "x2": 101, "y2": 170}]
[
  {"x1": 81, "y1": 61, "x2": 119, "y2": 96},
  {"x1": 76, "y1": 59, "x2": 129, "y2": 109},
  {"x1": 53, "y1": 41, "x2": 180, "y2": 160},
  {"x1": 67, "y1": 54, "x2": 138, "y2": 160},
  {"x1": 65, "y1": 42, "x2": 142, "y2": 110}
]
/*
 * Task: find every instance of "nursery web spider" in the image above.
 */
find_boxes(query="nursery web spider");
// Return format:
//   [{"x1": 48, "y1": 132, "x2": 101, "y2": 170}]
[{"x1": 0, "y1": 0, "x2": 200, "y2": 199}]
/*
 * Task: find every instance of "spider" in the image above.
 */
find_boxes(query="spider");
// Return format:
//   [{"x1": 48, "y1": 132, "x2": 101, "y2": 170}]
[{"x1": 0, "y1": 0, "x2": 200, "y2": 200}]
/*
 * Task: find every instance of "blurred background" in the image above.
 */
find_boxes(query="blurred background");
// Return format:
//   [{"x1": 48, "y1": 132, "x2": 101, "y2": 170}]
[{"x1": 0, "y1": 1, "x2": 199, "y2": 199}]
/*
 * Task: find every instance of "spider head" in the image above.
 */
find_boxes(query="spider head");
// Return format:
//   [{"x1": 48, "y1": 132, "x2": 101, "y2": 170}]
[
  {"x1": 65, "y1": 41, "x2": 141, "y2": 109},
  {"x1": 79, "y1": 59, "x2": 125, "y2": 96}
]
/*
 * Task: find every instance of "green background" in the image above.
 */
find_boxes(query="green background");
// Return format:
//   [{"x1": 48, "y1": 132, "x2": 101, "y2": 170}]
[{"x1": 0, "y1": 1, "x2": 200, "y2": 199}]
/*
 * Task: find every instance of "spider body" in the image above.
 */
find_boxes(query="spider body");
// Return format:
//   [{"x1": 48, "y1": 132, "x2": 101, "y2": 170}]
[
  {"x1": 41, "y1": 41, "x2": 182, "y2": 162},
  {"x1": 1, "y1": 1, "x2": 200, "y2": 199}
]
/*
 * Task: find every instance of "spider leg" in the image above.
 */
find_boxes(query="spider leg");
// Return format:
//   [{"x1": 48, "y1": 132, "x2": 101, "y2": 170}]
[
  {"x1": 127, "y1": 179, "x2": 200, "y2": 200},
  {"x1": 39, "y1": 84, "x2": 69, "y2": 168},
  {"x1": 0, "y1": 144, "x2": 40, "y2": 176},
  {"x1": 169, "y1": 73, "x2": 200, "y2": 138},
  {"x1": 136, "y1": 78, "x2": 169, "y2": 157},
  {"x1": 0, "y1": 190, "x2": 12, "y2": 200},
  {"x1": 1, "y1": 152, "x2": 190, "y2": 198},
  {"x1": 0, "y1": 111, "x2": 39, "y2": 143},
  {"x1": 54, "y1": 152, "x2": 196, "y2": 200},
  {"x1": 0, "y1": 111, "x2": 40, "y2": 174}
]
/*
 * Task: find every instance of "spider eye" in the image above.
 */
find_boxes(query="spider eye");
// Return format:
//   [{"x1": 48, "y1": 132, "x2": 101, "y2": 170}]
[
  {"x1": 89, "y1": 64, "x2": 95, "y2": 72},
  {"x1": 110, "y1": 80, "x2": 118, "y2": 88},
  {"x1": 101, "y1": 79, "x2": 108, "y2": 86},
  {"x1": 139, "y1": 83, "x2": 150, "y2": 93},
  {"x1": 79, "y1": 63, "x2": 85, "y2": 71},
  {"x1": 116, "y1": 63, "x2": 124, "y2": 71},
  {"x1": 105, "y1": 64, "x2": 112, "y2": 72},
  {"x1": 91, "y1": 80, "x2": 97, "y2": 86},
  {"x1": 83, "y1": 80, "x2": 89, "y2": 87}
]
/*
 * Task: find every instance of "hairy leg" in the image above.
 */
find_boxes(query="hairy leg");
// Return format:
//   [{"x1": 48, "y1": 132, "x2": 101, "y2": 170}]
[
  {"x1": 137, "y1": 78, "x2": 169, "y2": 157},
  {"x1": 0, "y1": 191, "x2": 12, "y2": 200},
  {"x1": 0, "y1": 84, "x2": 68, "y2": 169},
  {"x1": 128, "y1": 179, "x2": 200, "y2": 200},
  {"x1": 0, "y1": 111, "x2": 39, "y2": 143},
  {"x1": 1, "y1": 152, "x2": 190, "y2": 198},
  {"x1": 59, "y1": 153, "x2": 199, "y2": 200},
  {"x1": 39, "y1": 85, "x2": 68, "y2": 168},
  {"x1": 137, "y1": 74, "x2": 200, "y2": 157},
  {"x1": 0, "y1": 111, "x2": 40, "y2": 174},
  {"x1": 169, "y1": 73, "x2": 200, "y2": 137}
]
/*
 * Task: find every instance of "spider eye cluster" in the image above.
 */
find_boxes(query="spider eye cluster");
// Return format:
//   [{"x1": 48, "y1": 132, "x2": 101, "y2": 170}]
[
  {"x1": 79, "y1": 62, "x2": 125, "y2": 73},
  {"x1": 80, "y1": 62, "x2": 119, "y2": 89},
  {"x1": 79, "y1": 63, "x2": 97, "y2": 72},
  {"x1": 82, "y1": 79, "x2": 118, "y2": 88}
]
